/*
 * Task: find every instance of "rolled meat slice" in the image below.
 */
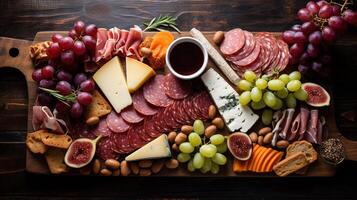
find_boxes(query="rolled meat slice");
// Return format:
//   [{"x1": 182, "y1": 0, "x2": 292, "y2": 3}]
[
  {"x1": 289, "y1": 113, "x2": 301, "y2": 142},
  {"x1": 298, "y1": 106, "x2": 310, "y2": 140},
  {"x1": 279, "y1": 108, "x2": 295, "y2": 140},
  {"x1": 305, "y1": 109, "x2": 319, "y2": 144},
  {"x1": 272, "y1": 110, "x2": 287, "y2": 146}
]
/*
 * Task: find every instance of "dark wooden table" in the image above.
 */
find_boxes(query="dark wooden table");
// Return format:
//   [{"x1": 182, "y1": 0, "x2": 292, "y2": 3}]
[{"x1": 1, "y1": 0, "x2": 357, "y2": 199}]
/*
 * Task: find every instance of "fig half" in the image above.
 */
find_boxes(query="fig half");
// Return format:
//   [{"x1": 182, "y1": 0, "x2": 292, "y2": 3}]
[
  {"x1": 227, "y1": 132, "x2": 252, "y2": 161},
  {"x1": 302, "y1": 82, "x2": 330, "y2": 107}
]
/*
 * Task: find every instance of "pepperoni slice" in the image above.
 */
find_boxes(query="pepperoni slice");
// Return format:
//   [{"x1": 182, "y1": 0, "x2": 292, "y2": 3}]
[
  {"x1": 96, "y1": 137, "x2": 119, "y2": 160},
  {"x1": 127, "y1": 125, "x2": 147, "y2": 149},
  {"x1": 143, "y1": 75, "x2": 174, "y2": 107},
  {"x1": 220, "y1": 28, "x2": 245, "y2": 56},
  {"x1": 132, "y1": 89, "x2": 158, "y2": 116},
  {"x1": 233, "y1": 42, "x2": 261, "y2": 67},
  {"x1": 106, "y1": 111, "x2": 130, "y2": 133},
  {"x1": 111, "y1": 132, "x2": 134, "y2": 154},
  {"x1": 93, "y1": 119, "x2": 112, "y2": 137},
  {"x1": 226, "y1": 31, "x2": 256, "y2": 61},
  {"x1": 164, "y1": 73, "x2": 192, "y2": 100},
  {"x1": 121, "y1": 106, "x2": 144, "y2": 124}
]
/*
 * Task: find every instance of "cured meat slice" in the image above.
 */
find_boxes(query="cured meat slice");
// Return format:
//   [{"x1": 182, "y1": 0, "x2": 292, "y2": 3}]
[
  {"x1": 137, "y1": 121, "x2": 154, "y2": 142},
  {"x1": 93, "y1": 119, "x2": 112, "y2": 137},
  {"x1": 276, "y1": 39, "x2": 290, "y2": 72},
  {"x1": 96, "y1": 137, "x2": 119, "y2": 160},
  {"x1": 121, "y1": 106, "x2": 144, "y2": 124},
  {"x1": 227, "y1": 31, "x2": 256, "y2": 61},
  {"x1": 161, "y1": 104, "x2": 180, "y2": 131},
  {"x1": 144, "y1": 116, "x2": 162, "y2": 138},
  {"x1": 305, "y1": 109, "x2": 319, "y2": 144},
  {"x1": 127, "y1": 125, "x2": 147, "y2": 149},
  {"x1": 164, "y1": 73, "x2": 192, "y2": 100},
  {"x1": 279, "y1": 108, "x2": 295, "y2": 140},
  {"x1": 111, "y1": 132, "x2": 134, "y2": 154},
  {"x1": 255, "y1": 33, "x2": 279, "y2": 73},
  {"x1": 115, "y1": 30, "x2": 129, "y2": 57},
  {"x1": 132, "y1": 89, "x2": 158, "y2": 116},
  {"x1": 239, "y1": 40, "x2": 266, "y2": 76},
  {"x1": 289, "y1": 113, "x2": 301, "y2": 142},
  {"x1": 196, "y1": 91, "x2": 213, "y2": 120},
  {"x1": 233, "y1": 42, "x2": 261, "y2": 67},
  {"x1": 175, "y1": 100, "x2": 191, "y2": 124},
  {"x1": 143, "y1": 75, "x2": 173, "y2": 107},
  {"x1": 106, "y1": 111, "x2": 130, "y2": 133},
  {"x1": 220, "y1": 28, "x2": 245, "y2": 55},
  {"x1": 298, "y1": 106, "x2": 310, "y2": 140},
  {"x1": 124, "y1": 26, "x2": 143, "y2": 60},
  {"x1": 183, "y1": 95, "x2": 198, "y2": 121}
]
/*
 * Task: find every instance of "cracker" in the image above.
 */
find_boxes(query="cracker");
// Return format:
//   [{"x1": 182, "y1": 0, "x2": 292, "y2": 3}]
[
  {"x1": 84, "y1": 89, "x2": 112, "y2": 125},
  {"x1": 45, "y1": 148, "x2": 69, "y2": 174},
  {"x1": 41, "y1": 132, "x2": 72, "y2": 149},
  {"x1": 26, "y1": 130, "x2": 48, "y2": 154}
]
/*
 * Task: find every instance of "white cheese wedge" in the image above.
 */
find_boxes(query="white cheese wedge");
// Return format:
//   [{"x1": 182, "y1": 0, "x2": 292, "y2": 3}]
[
  {"x1": 126, "y1": 57, "x2": 155, "y2": 93},
  {"x1": 201, "y1": 68, "x2": 259, "y2": 132},
  {"x1": 93, "y1": 56, "x2": 132, "y2": 113},
  {"x1": 125, "y1": 134, "x2": 171, "y2": 161}
]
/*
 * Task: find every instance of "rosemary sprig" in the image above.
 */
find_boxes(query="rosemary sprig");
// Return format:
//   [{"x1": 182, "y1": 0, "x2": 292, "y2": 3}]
[
  {"x1": 39, "y1": 87, "x2": 77, "y2": 105},
  {"x1": 143, "y1": 15, "x2": 180, "y2": 33}
]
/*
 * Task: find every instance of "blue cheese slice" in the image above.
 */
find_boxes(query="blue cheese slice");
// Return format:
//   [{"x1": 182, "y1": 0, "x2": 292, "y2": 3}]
[{"x1": 201, "y1": 68, "x2": 259, "y2": 132}]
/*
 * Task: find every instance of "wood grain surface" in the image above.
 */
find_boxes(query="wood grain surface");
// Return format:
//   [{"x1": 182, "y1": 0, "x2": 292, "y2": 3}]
[{"x1": 1, "y1": 0, "x2": 357, "y2": 199}]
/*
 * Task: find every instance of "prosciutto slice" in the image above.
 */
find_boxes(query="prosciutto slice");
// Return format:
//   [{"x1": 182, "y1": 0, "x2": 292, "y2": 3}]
[
  {"x1": 124, "y1": 25, "x2": 143, "y2": 60},
  {"x1": 279, "y1": 108, "x2": 295, "y2": 140},
  {"x1": 298, "y1": 106, "x2": 310, "y2": 141},
  {"x1": 305, "y1": 109, "x2": 319, "y2": 144},
  {"x1": 289, "y1": 113, "x2": 301, "y2": 141},
  {"x1": 272, "y1": 110, "x2": 287, "y2": 146},
  {"x1": 95, "y1": 28, "x2": 109, "y2": 62},
  {"x1": 317, "y1": 116, "x2": 326, "y2": 145},
  {"x1": 115, "y1": 29, "x2": 129, "y2": 56},
  {"x1": 32, "y1": 106, "x2": 67, "y2": 134}
]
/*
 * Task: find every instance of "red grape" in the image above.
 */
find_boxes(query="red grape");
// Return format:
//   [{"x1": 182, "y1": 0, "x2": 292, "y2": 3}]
[
  {"x1": 294, "y1": 31, "x2": 307, "y2": 44},
  {"x1": 68, "y1": 29, "x2": 77, "y2": 39},
  {"x1": 32, "y1": 69, "x2": 43, "y2": 82},
  {"x1": 61, "y1": 50, "x2": 75, "y2": 66},
  {"x1": 41, "y1": 65, "x2": 55, "y2": 80},
  {"x1": 56, "y1": 81, "x2": 72, "y2": 95},
  {"x1": 331, "y1": 5, "x2": 341, "y2": 16},
  {"x1": 282, "y1": 30, "x2": 295, "y2": 44},
  {"x1": 82, "y1": 35, "x2": 96, "y2": 51},
  {"x1": 70, "y1": 102, "x2": 83, "y2": 118},
  {"x1": 37, "y1": 93, "x2": 54, "y2": 107},
  {"x1": 74, "y1": 73, "x2": 87, "y2": 86},
  {"x1": 316, "y1": 0, "x2": 328, "y2": 7},
  {"x1": 39, "y1": 79, "x2": 55, "y2": 89},
  {"x1": 46, "y1": 42, "x2": 61, "y2": 59},
  {"x1": 74, "y1": 21, "x2": 86, "y2": 35},
  {"x1": 57, "y1": 70, "x2": 72, "y2": 82},
  {"x1": 291, "y1": 24, "x2": 302, "y2": 32},
  {"x1": 306, "y1": 1, "x2": 320, "y2": 15},
  {"x1": 308, "y1": 31, "x2": 322, "y2": 46},
  {"x1": 299, "y1": 52, "x2": 311, "y2": 65},
  {"x1": 85, "y1": 24, "x2": 97, "y2": 38},
  {"x1": 73, "y1": 40, "x2": 86, "y2": 56},
  {"x1": 328, "y1": 16, "x2": 347, "y2": 33},
  {"x1": 51, "y1": 34, "x2": 63, "y2": 43},
  {"x1": 342, "y1": 9, "x2": 357, "y2": 26},
  {"x1": 59, "y1": 36, "x2": 74, "y2": 50},
  {"x1": 77, "y1": 92, "x2": 93, "y2": 106},
  {"x1": 298, "y1": 8, "x2": 311, "y2": 22},
  {"x1": 289, "y1": 43, "x2": 305, "y2": 58},
  {"x1": 312, "y1": 61, "x2": 323, "y2": 72},
  {"x1": 306, "y1": 43, "x2": 320, "y2": 58},
  {"x1": 322, "y1": 26, "x2": 336, "y2": 42},
  {"x1": 80, "y1": 79, "x2": 95, "y2": 92},
  {"x1": 301, "y1": 21, "x2": 318, "y2": 35},
  {"x1": 318, "y1": 5, "x2": 333, "y2": 19},
  {"x1": 298, "y1": 64, "x2": 310, "y2": 75},
  {"x1": 55, "y1": 101, "x2": 71, "y2": 113}
]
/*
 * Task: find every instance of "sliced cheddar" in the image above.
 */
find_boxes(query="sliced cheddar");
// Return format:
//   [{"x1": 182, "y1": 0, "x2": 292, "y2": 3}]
[
  {"x1": 126, "y1": 57, "x2": 155, "y2": 93},
  {"x1": 93, "y1": 56, "x2": 132, "y2": 113}
]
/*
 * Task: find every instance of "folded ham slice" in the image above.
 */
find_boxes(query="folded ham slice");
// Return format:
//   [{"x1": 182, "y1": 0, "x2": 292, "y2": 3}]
[
  {"x1": 305, "y1": 109, "x2": 319, "y2": 144},
  {"x1": 32, "y1": 106, "x2": 67, "y2": 134}
]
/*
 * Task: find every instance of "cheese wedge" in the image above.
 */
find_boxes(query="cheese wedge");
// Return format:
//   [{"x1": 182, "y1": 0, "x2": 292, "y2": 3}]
[
  {"x1": 126, "y1": 57, "x2": 155, "y2": 93},
  {"x1": 125, "y1": 134, "x2": 171, "y2": 161},
  {"x1": 93, "y1": 56, "x2": 132, "y2": 113}
]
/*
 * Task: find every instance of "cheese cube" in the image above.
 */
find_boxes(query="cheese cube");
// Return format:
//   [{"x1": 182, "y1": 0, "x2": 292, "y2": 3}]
[
  {"x1": 93, "y1": 56, "x2": 132, "y2": 113},
  {"x1": 126, "y1": 57, "x2": 155, "y2": 93},
  {"x1": 125, "y1": 134, "x2": 171, "y2": 161}
]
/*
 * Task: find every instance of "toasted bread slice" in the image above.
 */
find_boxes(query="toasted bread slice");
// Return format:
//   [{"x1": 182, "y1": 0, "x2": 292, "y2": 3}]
[
  {"x1": 26, "y1": 130, "x2": 48, "y2": 154},
  {"x1": 273, "y1": 152, "x2": 309, "y2": 177},
  {"x1": 45, "y1": 148, "x2": 69, "y2": 174},
  {"x1": 286, "y1": 140, "x2": 317, "y2": 163}
]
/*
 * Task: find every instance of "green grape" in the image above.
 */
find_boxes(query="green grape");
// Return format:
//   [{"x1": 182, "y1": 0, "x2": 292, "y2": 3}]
[
  {"x1": 177, "y1": 153, "x2": 191, "y2": 163},
  {"x1": 262, "y1": 109, "x2": 273, "y2": 125},
  {"x1": 188, "y1": 132, "x2": 202, "y2": 147},
  {"x1": 210, "y1": 134, "x2": 225, "y2": 145},
  {"x1": 193, "y1": 153, "x2": 205, "y2": 169},
  {"x1": 199, "y1": 144, "x2": 217, "y2": 158},
  {"x1": 200, "y1": 158, "x2": 212, "y2": 173},
  {"x1": 271, "y1": 97, "x2": 283, "y2": 110},
  {"x1": 187, "y1": 159, "x2": 195, "y2": 172},
  {"x1": 250, "y1": 87, "x2": 262, "y2": 102},
  {"x1": 293, "y1": 88, "x2": 308, "y2": 101},
  {"x1": 276, "y1": 88, "x2": 289, "y2": 99},
  {"x1": 244, "y1": 70, "x2": 257, "y2": 83},
  {"x1": 251, "y1": 99, "x2": 266, "y2": 110},
  {"x1": 193, "y1": 120, "x2": 205, "y2": 135},
  {"x1": 239, "y1": 91, "x2": 251, "y2": 105},
  {"x1": 286, "y1": 93, "x2": 297, "y2": 108},
  {"x1": 210, "y1": 163, "x2": 220, "y2": 174},
  {"x1": 279, "y1": 74, "x2": 290, "y2": 85},
  {"x1": 287, "y1": 80, "x2": 301, "y2": 92},
  {"x1": 263, "y1": 91, "x2": 277, "y2": 108},
  {"x1": 216, "y1": 142, "x2": 228, "y2": 153},
  {"x1": 289, "y1": 71, "x2": 301, "y2": 80},
  {"x1": 179, "y1": 142, "x2": 194, "y2": 154},
  {"x1": 238, "y1": 80, "x2": 253, "y2": 91},
  {"x1": 261, "y1": 74, "x2": 271, "y2": 81},
  {"x1": 255, "y1": 78, "x2": 268, "y2": 90},
  {"x1": 212, "y1": 153, "x2": 227, "y2": 165},
  {"x1": 268, "y1": 79, "x2": 285, "y2": 91}
]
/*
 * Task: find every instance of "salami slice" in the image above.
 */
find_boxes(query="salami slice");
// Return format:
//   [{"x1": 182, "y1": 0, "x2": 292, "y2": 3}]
[
  {"x1": 233, "y1": 42, "x2": 261, "y2": 67},
  {"x1": 132, "y1": 89, "x2": 158, "y2": 116},
  {"x1": 276, "y1": 39, "x2": 290, "y2": 72},
  {"x1": 127, "y1": 125, "x2": 147, "y2": 149},
  {"x1": 111, "y1": 131, "x2": 134, "y2": 154},
  {"x1": 143, "y1": 75, "x2": 174, "y2": 107},
  {"x1": 121, "y1": 105, "x2": 144, "y2": 124},
  {"x1": 255, "y1": 33, "x2": 280, "y2": 73},
  {"x1": 96, "y1": 138, "x2": 119, "y2": 160},
  {"x1": 164, "y1": 73, "x2": 192, "y2": 100},
  {"x1": 220, "y1": 28, "x2": 245, "y2": 55},
  {"x1": 106, "y1": 111, "x2": 130, "y2": 133},
  {"x1": 144, "y1": 116, "x2": 162, "y2": 138},
  {"x1": 138, "y1": 120, "x2": 154, "y2": 142},
  {"x1": 93, "y1": 119, "x2": 112, "y2": 137},
  {"x1": 226, "y1": 31, "x2": 256, "y2": 61},
  {"x1": 196, "y1": 91, "x2": 213, "y2": 120}
]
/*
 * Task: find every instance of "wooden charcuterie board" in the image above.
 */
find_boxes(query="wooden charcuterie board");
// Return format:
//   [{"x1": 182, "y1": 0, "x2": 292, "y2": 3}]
[{"x1": 1, "y1": 31, "x2": 357, "y2": 177}]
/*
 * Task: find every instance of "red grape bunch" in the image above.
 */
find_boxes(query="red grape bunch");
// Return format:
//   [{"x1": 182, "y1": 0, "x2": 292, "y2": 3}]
[
  {"x1": 282, "y1": 0, "x2": 357, "y2": 77},
  {"x1": 32, "y1": 21, "x2": 98, "y2": 119}
]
